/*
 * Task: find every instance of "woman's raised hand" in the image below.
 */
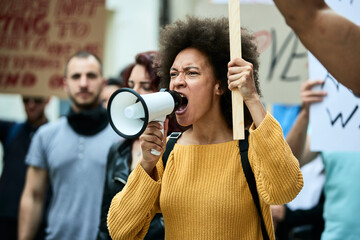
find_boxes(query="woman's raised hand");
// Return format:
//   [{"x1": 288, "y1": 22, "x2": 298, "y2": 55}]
[
  {"x1": 227, "y1": 57, "x2": 259, "y2": 104},
  {"x1": 228, "y1": 57, "x2": 267, "y2": 128}
]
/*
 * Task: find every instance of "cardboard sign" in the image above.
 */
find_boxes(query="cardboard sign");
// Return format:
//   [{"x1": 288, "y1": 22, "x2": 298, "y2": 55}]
[
  {"x1": 240, "y1": 4, "x2": 308, "y2": 104},
  {"x1": 195, "y1": 3, "x2": 308, "y2": 104},
  {"x1": 0, "y1": 0, "x2": 106, "y2": 98},
  {"x1": 309, "y1": 0, "x2": 360, "y2": 152}
]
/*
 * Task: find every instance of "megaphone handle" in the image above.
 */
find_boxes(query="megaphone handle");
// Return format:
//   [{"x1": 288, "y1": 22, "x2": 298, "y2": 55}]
[{"x1": 150, "y1": 118, "x2": 165, "y2": 156}]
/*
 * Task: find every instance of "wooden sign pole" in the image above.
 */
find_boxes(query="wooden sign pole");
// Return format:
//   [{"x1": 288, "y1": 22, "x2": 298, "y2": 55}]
[{"x1": 228, "y1": 0, "x2": 245, "y2": 140}]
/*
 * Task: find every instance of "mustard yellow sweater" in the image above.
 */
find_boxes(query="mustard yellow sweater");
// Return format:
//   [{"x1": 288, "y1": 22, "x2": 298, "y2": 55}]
[{"x1": 108, "y1": 113, "x2": 303, "y2": 240}]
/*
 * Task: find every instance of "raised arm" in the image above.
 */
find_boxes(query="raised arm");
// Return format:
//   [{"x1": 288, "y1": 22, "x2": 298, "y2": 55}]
[
  {"x1": 18, "y1": 166, "x2": 49, "y2": 240},
  {"x1": 273, "y1": 0, "x2": 360, "y2": 95},
  {"x1": 286, "y1": 80, "x2": 326, "y2": 166}
]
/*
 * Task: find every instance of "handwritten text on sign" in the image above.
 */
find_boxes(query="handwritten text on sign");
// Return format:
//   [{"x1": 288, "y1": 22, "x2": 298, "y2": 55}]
[
  {"x1": 242, "y1": 4, "x2": 308, "y2": 104},
  {"x1": 195, "y1": 3, "x2": 308, "y2": 104},
  {"x1": 309, "y1": 0, "x2": 360, "y2": 152},
  {"x1": 0, "y1": 0, "x2": 106, "y2": 98}
]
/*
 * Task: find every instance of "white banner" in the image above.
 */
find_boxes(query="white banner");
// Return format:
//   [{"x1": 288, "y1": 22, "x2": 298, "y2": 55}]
[{"x1": 309, "y1": 0, "x2": 360, "y2": 152}]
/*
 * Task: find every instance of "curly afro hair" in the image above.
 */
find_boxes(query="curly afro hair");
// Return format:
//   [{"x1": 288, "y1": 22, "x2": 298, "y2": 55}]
[{"x1": 156, "y1": 16, "x2": 261, "y2": 128}]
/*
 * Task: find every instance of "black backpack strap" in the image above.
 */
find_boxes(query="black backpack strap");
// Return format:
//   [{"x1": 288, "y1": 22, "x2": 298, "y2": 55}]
[
  {"x1": 239, "y1": 131, "x2": 270, "y2": 240},
  {"x1": 162, "y1": 132, "x2": 182, "y2": 169}
]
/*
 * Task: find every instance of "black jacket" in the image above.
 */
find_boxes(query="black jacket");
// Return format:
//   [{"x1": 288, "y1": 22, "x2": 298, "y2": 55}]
[
  {"x1": 97, "y1": 139, "x2": 165, "y2": 240},
  {"x1": 275, "y1": 191, "x2": 325, "y2": 240}
]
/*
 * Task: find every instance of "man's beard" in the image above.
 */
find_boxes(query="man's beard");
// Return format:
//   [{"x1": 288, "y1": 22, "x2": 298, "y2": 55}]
[{"x1": 69, "y1": 93, "x2": 101, "y2": 111}]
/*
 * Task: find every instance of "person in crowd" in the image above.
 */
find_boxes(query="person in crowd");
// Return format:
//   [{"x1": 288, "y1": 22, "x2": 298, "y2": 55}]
[
  {"x1": 97, "y1": 51, "x2": 167, "y2": 240},
  {"x1": 18, "y1": 51, "x2": 121, "y2": 240},
  {"x1": 107, "y1": 17, "x2": 303, "y2": 240},
  {"x1": 0, "y1": 96, "x2": 49, "y2": 240},
  {"x1": 101, "y1": 78, "x2": 123, "y2": 109},
  {"x1": 100, "y1": 62, "x2": 136, "y2": 109},
  {"x1": 271, "y1": 157, "x2": 325, "y2": 240},
  {"x1": 282, "y1": 79, "x2": 360, "y2": 239},
  {"x1": 272, "y1": 0, "x2": 360, "y2": 95},
  {"x1": 270, "y1": 96, "x2": 325, "y2": 240}
]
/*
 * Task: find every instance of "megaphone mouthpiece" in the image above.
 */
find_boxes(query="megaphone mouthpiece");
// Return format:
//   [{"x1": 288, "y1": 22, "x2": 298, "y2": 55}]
[{"x1": 162, "y1": 89, "x2": 182, "y2": 112}]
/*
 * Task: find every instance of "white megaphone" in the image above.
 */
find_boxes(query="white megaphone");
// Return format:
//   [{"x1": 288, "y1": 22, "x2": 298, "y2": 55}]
[{"x1": 107, "y1": 88, "x2": 182, "y2": 155}]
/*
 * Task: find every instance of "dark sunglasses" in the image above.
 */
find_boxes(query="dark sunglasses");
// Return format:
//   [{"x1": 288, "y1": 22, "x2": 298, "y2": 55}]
[{"x1": 23, "y1": 97, "x2": 45, "y2": 104}]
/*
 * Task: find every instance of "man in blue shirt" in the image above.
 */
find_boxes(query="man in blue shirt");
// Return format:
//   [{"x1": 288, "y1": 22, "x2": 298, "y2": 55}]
[{"x1": 18, "y1": 51, "x2": 121, "y2": 240}]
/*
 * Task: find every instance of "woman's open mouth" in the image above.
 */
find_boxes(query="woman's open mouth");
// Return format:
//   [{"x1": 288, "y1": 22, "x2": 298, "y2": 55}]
[{"x1": 175, "y1": 94, "x2": 188, "y2": 115}]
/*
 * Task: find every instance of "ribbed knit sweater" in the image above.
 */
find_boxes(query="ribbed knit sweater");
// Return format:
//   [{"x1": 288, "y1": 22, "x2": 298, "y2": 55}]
[{"x1": 108, "y1": 113, "x2": 303, "y2": 240}]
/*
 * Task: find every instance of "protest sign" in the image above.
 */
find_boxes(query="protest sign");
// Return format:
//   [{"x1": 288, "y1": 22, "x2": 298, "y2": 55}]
[
  {"x1": 309, "y1": 0, "x2": 360, "y2": 152},
  {"x1": 0, "y1": 0, "x2": 106, "y2": 98},
  {"x1": 195, "y1": 2, "x2": 308, "y2": 104}
]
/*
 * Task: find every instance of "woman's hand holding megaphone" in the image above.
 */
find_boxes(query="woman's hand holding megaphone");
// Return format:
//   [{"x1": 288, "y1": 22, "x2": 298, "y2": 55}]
[{"x1": 139, "y1": 119, "x2": 169, "y2": 177}]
